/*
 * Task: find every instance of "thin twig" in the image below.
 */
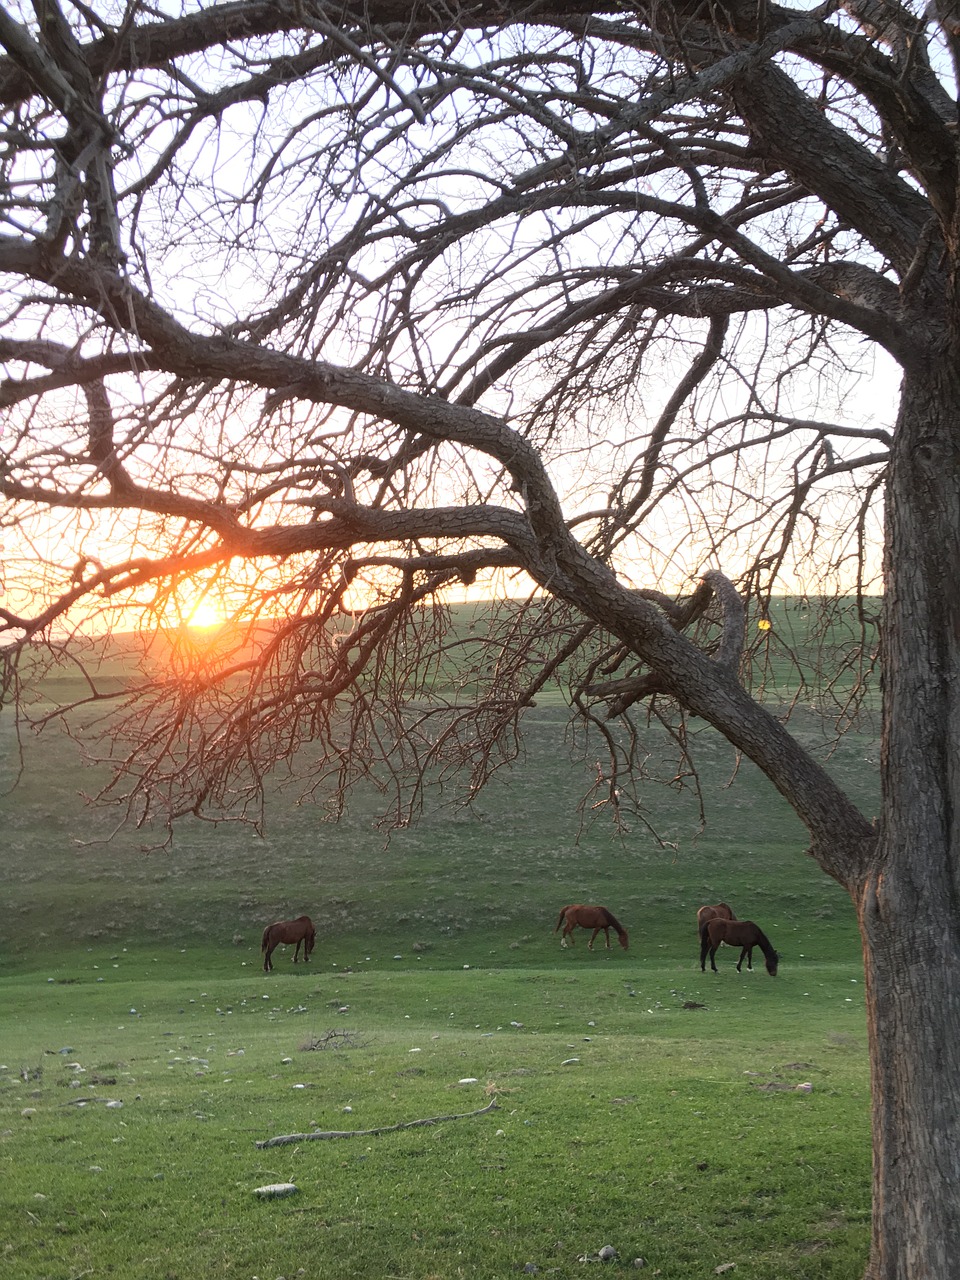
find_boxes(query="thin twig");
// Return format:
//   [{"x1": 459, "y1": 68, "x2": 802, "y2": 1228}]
[{"x1": 255, "y1": 1097, "x2": 498, "y2": 1148}]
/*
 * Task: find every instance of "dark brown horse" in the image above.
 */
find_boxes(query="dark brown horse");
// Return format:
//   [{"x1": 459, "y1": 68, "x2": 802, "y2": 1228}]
[
  {"x1": 261, "y1": 915, "x2": 316, "y2": 972},
  {"x1": 555, "y1": 904, "x2": 629, "y2": 951},
  {"x1": 700, "y1": 918, "x2": 779, "y2": 976}
]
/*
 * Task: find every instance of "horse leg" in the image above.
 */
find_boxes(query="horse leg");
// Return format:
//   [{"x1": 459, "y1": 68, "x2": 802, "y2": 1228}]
[
  {"x1": 603, "y1": 927, "x2": 611, "y2": 949},
  {"x1": 263, "y1": 944, "x2": 274, "y2": 973},
  {"x1": 293, "y1": 940, "x2": 301, "y2": 963},
  {"x1": 709, "y1": 945, "x2": 719, "y2": 973},
  {"x1": 588, "y1": 928, "x2": 600, "y2": 950},
  {"x1": 745, "y1": 947, "x2": 753, "y2": 970},
  {"x1": 699, "y1": 932, "x2": 710, "y2": 972}
]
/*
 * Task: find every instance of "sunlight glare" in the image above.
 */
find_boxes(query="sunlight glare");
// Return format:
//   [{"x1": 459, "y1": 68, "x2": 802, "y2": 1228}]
[{"x1": 187, "y1": 599, "x2": 223, "y2": 629}]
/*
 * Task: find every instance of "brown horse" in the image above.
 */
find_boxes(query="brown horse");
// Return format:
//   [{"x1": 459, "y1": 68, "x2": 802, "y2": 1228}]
[
  {"x1": 696, "y1": 902, "x2": 736, "y2": 937},
  {"x1": 700, "y1": 918, "x2": 779, "y2": 976},
  {"x1": 261, "y1": 915, "x2": 316, "y2": 972},
  {"x1": 696, "y1": 902, "x2": 736, "y2": 960},
  {"x1": 555, "y1": 904, "x2": 629, "y2": 951}
]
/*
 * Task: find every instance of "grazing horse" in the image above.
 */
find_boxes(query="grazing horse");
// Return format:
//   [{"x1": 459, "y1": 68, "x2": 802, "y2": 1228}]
[
  {"x1": 261, "y1": 915, "x2": 316, "y2": 972},
  {"x1": 701, "y1": 918, "x2": 779, "y2": 976},
  {"x1": 554, "y1": 904, "x2": 629, "y2": 951}
]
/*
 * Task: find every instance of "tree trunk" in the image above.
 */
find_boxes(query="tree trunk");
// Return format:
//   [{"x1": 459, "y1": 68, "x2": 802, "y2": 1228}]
[{"x1": 858, "y1": 366, "x2": 960, "y2": 1278}]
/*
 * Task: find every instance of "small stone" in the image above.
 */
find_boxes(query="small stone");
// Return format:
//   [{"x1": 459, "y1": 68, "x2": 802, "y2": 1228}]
[
  {"x1": 254, "y1": 1183, "x2": 298, "y2": 1199},
  {"x1": 598, "y1": 1245, "x2": 618, "y2": 1261}
]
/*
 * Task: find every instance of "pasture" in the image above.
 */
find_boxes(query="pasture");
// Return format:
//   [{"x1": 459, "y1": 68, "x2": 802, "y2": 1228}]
[{"x1": 1, "y1": 600, "x2": 878, "y2": 1277}]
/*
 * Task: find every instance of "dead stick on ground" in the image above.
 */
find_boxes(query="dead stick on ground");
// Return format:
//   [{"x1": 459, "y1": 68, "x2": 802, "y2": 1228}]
[{"x1": 256, "y1": 1097, "x2": 498, "y2": 1148}]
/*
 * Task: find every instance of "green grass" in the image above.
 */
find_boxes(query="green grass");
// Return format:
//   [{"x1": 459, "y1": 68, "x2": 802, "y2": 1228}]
[
  {"x1": 0, "y1": 605, "x2": 878, "y2": 1278},
  {"x1": 2, "y1": 948, "x2": 870, "y2": 1279}
]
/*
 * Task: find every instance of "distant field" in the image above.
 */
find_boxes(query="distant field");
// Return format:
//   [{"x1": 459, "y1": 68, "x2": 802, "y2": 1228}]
[
  {"x1": 0, "y1": 598, "x2": 878, "y2": 1277},
  {"x1": 0, "y1": 697, "x2": 875, "y2": 961}
]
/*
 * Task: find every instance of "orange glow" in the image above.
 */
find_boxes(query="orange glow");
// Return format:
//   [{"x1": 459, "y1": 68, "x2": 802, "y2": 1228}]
[{"x1": 187, "y1": 599, "x2": 223, "y2": 629}]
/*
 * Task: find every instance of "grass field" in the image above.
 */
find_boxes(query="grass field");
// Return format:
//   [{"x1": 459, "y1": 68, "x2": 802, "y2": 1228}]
[{"x1": 1, "y1": 600, "x2": 878, "y2": 1278}]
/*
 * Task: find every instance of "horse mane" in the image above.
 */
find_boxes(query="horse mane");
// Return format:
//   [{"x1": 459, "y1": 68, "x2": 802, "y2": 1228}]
[
  {"x1": 600, "y1": 907, "x2": 626, "y2": 935},
  {"x1": 753, "y1": 926, "x2": 777, "y2": 960}
]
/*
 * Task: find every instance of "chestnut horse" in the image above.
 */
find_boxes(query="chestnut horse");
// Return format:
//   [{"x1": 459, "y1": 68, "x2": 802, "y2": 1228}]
[
  {"x1": 696, "y1": 902, "x2": 736, "y2": 959},
  {"x1": 696, "y1": 902, "x2": 736, "y2": 937},
  {"x1": 261, "y1": 915, "x2": 316, "y2": 972},
  {"x1": 554, "y1": 904, "x2": 628, "y2": 951},
  {"x1": 700, "y1": 918, "x2": 779, "y2": 976}
]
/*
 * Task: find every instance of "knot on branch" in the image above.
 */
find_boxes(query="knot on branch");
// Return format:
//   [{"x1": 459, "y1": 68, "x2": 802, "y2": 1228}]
[{"x1": 581, "y1": 572, "x2": 744, "y2": 717}]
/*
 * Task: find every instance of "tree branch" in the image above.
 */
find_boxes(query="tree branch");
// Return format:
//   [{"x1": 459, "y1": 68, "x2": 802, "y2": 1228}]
[{"x1": 255, "y1": 1097, "x2": 499, "y2": 1148}]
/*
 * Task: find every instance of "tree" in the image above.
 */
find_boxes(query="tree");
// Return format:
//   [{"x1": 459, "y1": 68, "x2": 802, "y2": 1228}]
[{"x1": 0, "y1": 1, "x2": 957, "y2": 1274}]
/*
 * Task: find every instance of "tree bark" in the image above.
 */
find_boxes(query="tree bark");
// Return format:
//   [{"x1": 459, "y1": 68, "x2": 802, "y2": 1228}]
[{"x1": 857, "y1": 367, "x2": 960, "y2": 1278}]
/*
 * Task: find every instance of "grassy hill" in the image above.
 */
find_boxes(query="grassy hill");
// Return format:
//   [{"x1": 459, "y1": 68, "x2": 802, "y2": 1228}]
[
  {"x1": 0, "y1": 599, "x2": 878, "y2": 1279},
  {"x1": 1, "y1": 596, "x2": 878, "y2": 963}
]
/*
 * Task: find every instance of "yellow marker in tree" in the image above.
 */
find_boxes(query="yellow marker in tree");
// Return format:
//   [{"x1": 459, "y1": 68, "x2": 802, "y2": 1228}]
[{"x1": 758, "y1": 618, "x2": 772, "y2": 631}]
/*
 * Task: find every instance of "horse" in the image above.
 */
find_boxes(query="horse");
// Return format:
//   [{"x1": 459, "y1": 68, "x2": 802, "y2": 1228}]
[
  {"x1": 700, "y1": 918, "x2": 779, "y2": 976},
  {"x1": 261, "y1": 915, "x2": 316, "y2": 972},
  {"x1": 696, "y1": 902, "x2": 736, "y2": 938},
  {"x1": 696, "y1": 902, "x2": 736, "y2": 959},
  {"x1": 554, "y1": 904, "x2": 629, "y2": 951}
]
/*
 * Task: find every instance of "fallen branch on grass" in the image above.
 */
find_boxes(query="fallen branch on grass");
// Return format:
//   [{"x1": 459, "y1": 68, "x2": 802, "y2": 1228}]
[
  {"x1": 255, "y1": 1097, "x2": 498, "y2": 1148},
  {"x1": 299, "y1": 1028, "x2": 368, "y2": 1051}
]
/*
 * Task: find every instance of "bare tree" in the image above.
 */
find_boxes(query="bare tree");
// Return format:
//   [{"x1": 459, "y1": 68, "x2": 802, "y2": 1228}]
[{"x1": 0, "y1": 2, "x2": 956, "y2": 1274}]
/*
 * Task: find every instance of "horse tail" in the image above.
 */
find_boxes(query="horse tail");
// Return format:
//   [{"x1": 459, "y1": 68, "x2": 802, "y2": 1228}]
[
  {"x1": 261, "y1": 924, "x2": 271, "y2": 951},
  {"x1": 554, "y1": 907, "x2": 569, "y2": 933}
]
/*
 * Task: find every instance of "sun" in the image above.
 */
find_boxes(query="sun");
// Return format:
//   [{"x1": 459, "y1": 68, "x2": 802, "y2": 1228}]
[{"x1": 187, "y1": 599, "x2": 223, "y2": 629}]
